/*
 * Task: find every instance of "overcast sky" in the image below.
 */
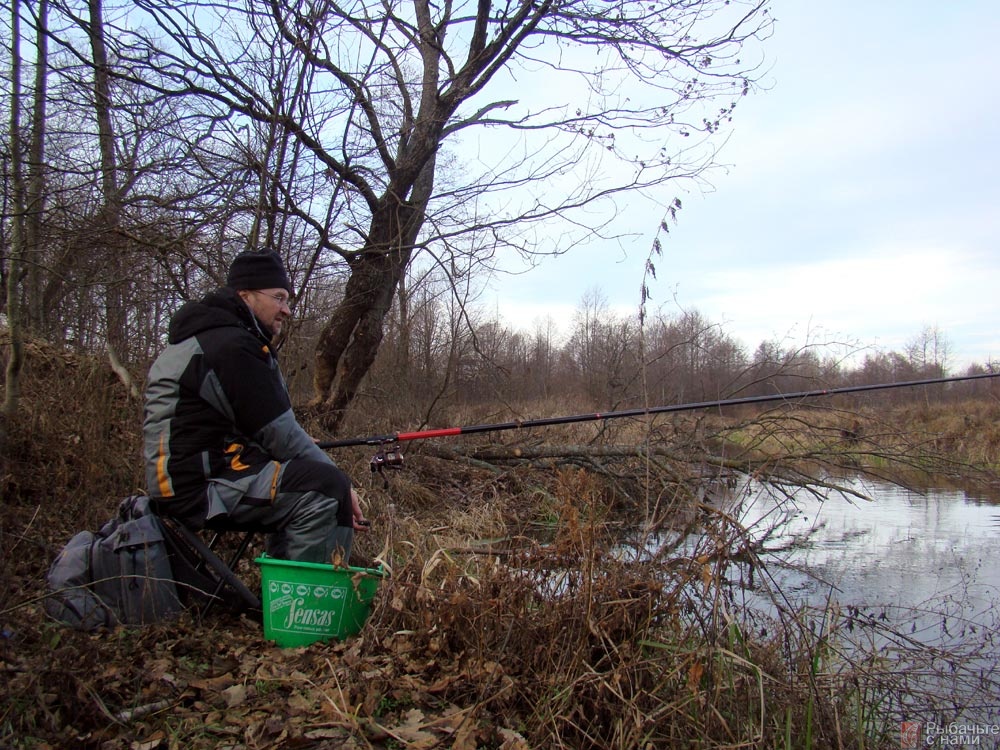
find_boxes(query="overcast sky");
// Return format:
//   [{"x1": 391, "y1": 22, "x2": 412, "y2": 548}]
[{"x1": 487, "y1": 1, "x2": 999, "y2": 372}]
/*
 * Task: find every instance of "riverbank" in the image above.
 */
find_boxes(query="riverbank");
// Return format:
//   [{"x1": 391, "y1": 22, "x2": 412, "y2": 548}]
[
  {"x1": 0, "y1": 462, "x2": 877, "y2": 749},
  {"x1": 712, "y1": 397, "x2": 1000, "y2": 491},
  {"x1": 3, "y1": 345, "x2": 999, "y2": 747}
]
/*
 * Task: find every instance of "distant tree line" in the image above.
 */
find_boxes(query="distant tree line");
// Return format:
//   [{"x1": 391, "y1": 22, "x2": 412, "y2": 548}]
[{"x1": 274, "y1": 270, "x2": 997, "y2": 429}]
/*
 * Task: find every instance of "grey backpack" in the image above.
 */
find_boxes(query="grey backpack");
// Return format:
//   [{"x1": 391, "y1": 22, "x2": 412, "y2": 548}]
[{"x1": 45, "y1": 496, "x2": 183, "y2": 630}]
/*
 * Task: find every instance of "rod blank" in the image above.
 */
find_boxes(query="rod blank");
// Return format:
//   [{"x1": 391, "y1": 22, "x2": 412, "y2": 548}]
[{"x1": 317, "y1": 371, "x2": 999, "y2": 449}]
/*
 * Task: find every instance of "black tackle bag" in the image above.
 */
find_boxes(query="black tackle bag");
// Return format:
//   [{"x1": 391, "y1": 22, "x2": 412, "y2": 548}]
[{"x1": 45, "y1": 495, "x2": 183, "y2": 630}]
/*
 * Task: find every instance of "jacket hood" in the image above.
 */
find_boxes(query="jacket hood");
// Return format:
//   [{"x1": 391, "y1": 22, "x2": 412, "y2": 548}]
[{"x1": 168, "y1": 287, "x2": 266, "y2": 345}]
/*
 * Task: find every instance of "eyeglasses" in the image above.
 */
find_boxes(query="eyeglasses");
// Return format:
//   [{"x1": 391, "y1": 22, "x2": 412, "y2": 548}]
[{"x1": 254, "y1": 290, "x2": 292, "y2": 309}]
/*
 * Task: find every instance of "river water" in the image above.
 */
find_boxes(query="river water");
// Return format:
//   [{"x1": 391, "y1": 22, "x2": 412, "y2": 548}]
[
  {"x1": 731, "y1": 476, "x2": 1000, "y2": 612},
  {"x1": 714, "y1": 475, "x2": 1000, "y2": 728}
]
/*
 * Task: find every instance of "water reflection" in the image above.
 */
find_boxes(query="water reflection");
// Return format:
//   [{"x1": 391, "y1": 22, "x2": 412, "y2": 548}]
[
  {"x1": 717, "y1": 476, "x2": 1000, "y2": 724},
  {"x1": 731, "y1": 477, "x2": 1000, "y2": 615}
]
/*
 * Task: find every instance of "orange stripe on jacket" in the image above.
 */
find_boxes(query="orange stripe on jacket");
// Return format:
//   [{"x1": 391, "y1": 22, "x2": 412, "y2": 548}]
[
  {"x1": 226, "y1": 443, "x2": 251, "y2": 471},
  {"x1": 156, "y1": 434, "x2": 173, "y2": 497},
  {"x1": 269, "y1": 461, "x2": 281, "y2": 501}
]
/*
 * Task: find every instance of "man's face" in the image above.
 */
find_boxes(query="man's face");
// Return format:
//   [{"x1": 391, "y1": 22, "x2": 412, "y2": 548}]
[{"x1": 240, "y1": 288, "x2": 292, "y2": 337}]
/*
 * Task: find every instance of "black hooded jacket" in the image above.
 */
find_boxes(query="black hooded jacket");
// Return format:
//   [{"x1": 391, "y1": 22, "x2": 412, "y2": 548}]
[{"x1": 143, "y1": 287, "x2": 331, "y2": 515}]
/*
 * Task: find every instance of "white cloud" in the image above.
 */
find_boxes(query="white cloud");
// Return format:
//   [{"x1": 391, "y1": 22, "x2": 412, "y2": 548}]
[
  {"x1": 691, "y1": 244, "x2": 997, "y2": 365},
  {"x1": 480, "y1": 1, "x2": 1000, "y2": 372}
]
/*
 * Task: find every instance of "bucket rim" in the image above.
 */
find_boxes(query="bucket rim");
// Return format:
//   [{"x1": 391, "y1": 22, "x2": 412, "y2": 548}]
[{"x1": 254, "y1": 554, "x2": 385, "y2": 577}]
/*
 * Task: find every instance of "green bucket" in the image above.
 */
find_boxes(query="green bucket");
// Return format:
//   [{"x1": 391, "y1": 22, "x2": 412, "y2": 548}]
[{"x1": 255, "y1": 555, "x2": 383, "y2": 648}]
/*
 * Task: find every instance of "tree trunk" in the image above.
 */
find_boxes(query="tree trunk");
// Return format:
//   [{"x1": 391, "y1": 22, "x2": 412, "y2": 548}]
[
  {"x1": 3, "y1": 0, "x2": 27, "y2": 454},
  {"x1": 396, "y1": 270, "x2": 411, "y2": 376},
  {"x1": 25, "y1": 0, "x2": 48, "y2": 334},
  {"x1": 311, "y1": 155, "x2": 436, "y2": 432},
  {"x1": 311, "y1": 244, "x2": 414, "y2": 432},
  {"x1": 88, "y1": 0, "x2": 131, "y2": 372}
]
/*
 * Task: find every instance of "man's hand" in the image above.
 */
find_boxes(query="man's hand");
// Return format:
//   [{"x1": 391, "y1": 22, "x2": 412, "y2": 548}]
[{"x1": 350, "y1": 489, "x2": 370, "y2": 531}]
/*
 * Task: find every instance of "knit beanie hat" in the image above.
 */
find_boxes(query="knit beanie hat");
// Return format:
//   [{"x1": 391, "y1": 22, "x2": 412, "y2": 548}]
[{"x1": 226, "y1": 250, "x2": 292, "y2": 293}]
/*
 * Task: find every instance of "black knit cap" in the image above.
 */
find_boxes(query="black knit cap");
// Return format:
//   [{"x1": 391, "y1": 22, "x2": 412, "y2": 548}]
[{"x1": 226, "y1": 250, "x2": 292, "y2": 294}]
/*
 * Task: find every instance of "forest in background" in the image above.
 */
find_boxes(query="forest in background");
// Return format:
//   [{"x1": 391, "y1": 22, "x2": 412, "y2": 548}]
[{"x1": 2, "y1": 0, "x2": 778, "y2": 439}]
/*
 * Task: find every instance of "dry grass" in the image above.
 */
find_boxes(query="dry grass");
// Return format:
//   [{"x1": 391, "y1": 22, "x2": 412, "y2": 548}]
[
  {"x1": 3, "y1": 340, "x2": 1000, "y2": 748},
  {"x1": 712, "y1": 399, "x2": 1000, "y2": 491},
  {"x1": 314, "y1": 466, "x2": 859, "y2": 748}
]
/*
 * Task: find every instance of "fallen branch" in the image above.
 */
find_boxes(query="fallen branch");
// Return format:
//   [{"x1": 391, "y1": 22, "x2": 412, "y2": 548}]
[
  {"x1": 113, "y1": 699, "x2": 176, "y2": 724},
  {"x1": 423, "y1": 442, "x2": 749, "y2": 472},
  {"x1": 107, "y1": 344, "x2": 140, "y2": 400}
]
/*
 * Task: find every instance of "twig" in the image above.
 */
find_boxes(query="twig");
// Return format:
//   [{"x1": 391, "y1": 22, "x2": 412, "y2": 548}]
[
  {"x1": 113, "y1": 699, "x2": 175, "y2": 724},
  {"x1": 83, "y1": 682, "x2": 124, "y2": 725},
  {"x1": 8, "y1": 505, "x2": 42, "y2": 556}
]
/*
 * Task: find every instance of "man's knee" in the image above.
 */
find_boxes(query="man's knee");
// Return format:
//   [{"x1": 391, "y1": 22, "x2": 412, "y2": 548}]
[
  {"x1": 268, "y1": 489, "x2": 352, "y2": 563},
  {"x1": 279, "y1": 459, "x2": 350, "y2": 500}
]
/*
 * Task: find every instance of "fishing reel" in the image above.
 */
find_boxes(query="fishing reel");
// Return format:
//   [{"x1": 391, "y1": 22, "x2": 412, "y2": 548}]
[{"x1": 370, "y1": 442, "x2": 404, "y2": 488}]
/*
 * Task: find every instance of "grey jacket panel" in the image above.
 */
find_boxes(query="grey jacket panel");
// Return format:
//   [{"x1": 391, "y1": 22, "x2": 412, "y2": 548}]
[
  {"x1": 256, "y1": 409, "x2": 333, "y2": 465},
  {"x1": 143, "y1": 336, "x2": 204, "y2": 498}
]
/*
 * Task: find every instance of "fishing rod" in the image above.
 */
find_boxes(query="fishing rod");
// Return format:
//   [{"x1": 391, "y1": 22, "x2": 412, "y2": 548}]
[{"x1": 319, "y1": 372, "x2": 999, "y2": 466}]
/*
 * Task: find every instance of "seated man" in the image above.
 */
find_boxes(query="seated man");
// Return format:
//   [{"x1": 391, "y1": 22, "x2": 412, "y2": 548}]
[{"x1": 143, "y1": 250, "x2": 366, "y2": 563}]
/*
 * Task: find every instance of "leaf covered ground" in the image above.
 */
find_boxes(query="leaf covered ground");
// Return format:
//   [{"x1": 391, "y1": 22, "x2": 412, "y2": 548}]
[
  {"x1": 6, "y1": 338, "x2": 999, "y2": 749},
  {"x1": 2, "y1": 598, "x2": 532, "y2": 749},
  {"x1": 3, "y1": 457, "x2": 819, "y2": 750}
]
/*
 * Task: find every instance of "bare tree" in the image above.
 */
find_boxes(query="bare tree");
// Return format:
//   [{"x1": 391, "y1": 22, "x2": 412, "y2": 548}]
[
  {"x1": 23, "y1": 0, "x2": 49, "y2": 333},
  {"x1": 3, "y1": 0, "x2": 28, "y2": 449},
  {"x1": 526, "y1": 316, "x2": 559, "y2": 402},
  {"x1": 85, "y1": 0, "x2": 139, "y2": 393},
  {"x1": 566, "y1": 288, "x2": 638, "y2": 405},
  {"x1": 3, "y1": 0, "x2": 53, "y2": 449},
  {"x1": 10, "y1": 0, "x2": 301, "y2": 366},
  {"x1": 88, "y1": 0, "x2": 771, "y2": 431},
  {"x1": 906, "y1": 324, "x2": 951, "y2": 377}
]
